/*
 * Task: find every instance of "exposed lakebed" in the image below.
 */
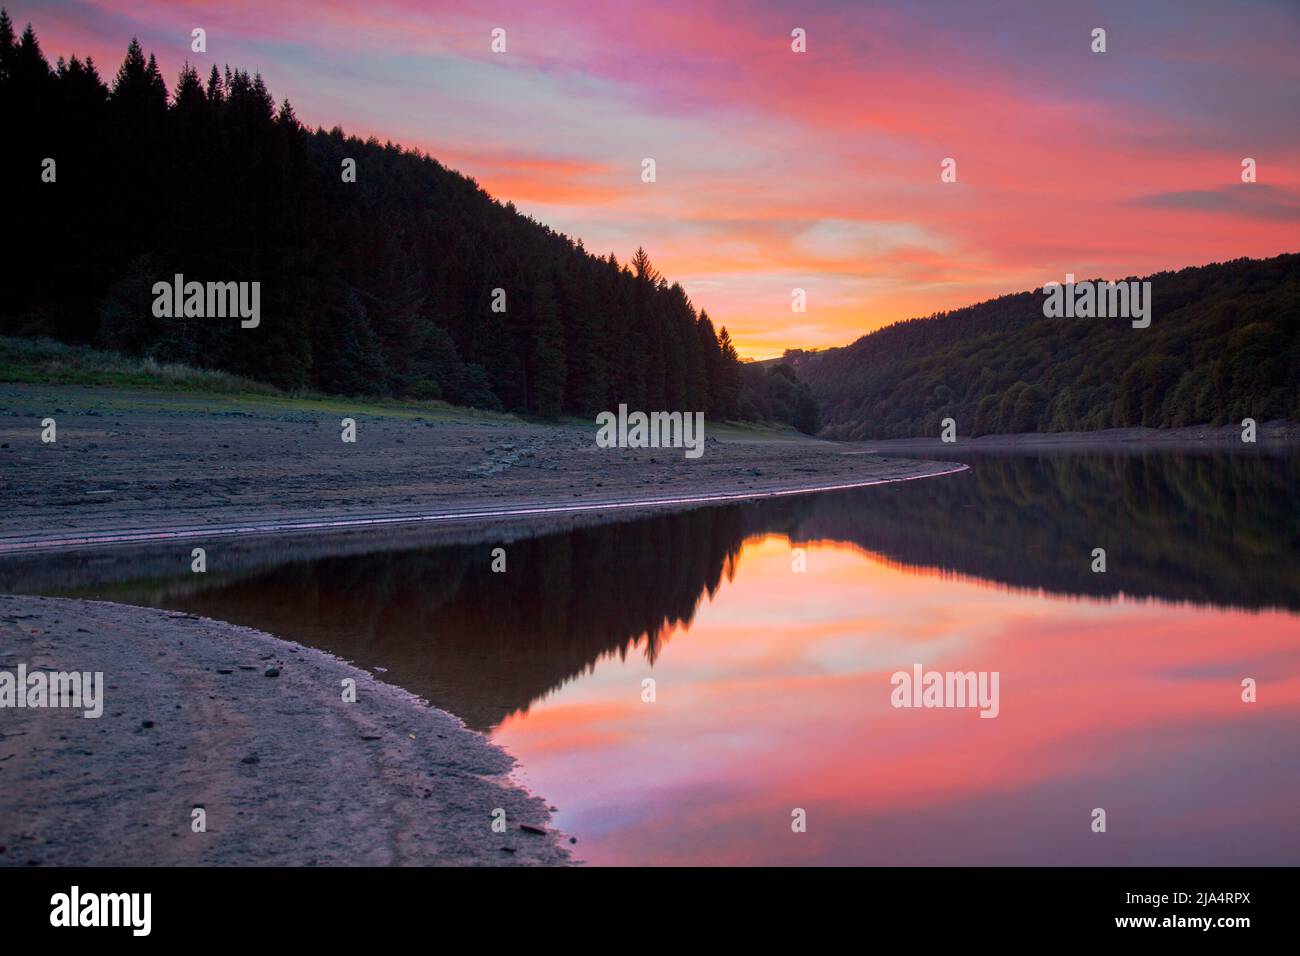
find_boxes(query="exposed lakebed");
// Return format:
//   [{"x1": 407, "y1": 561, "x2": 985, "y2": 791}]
[{"x1": 8, "y1": 450, "x2": 1299, "y2": 864}]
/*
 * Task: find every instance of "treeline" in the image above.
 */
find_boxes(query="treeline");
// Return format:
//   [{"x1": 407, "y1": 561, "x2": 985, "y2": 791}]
[
  {"x1": 790, "y1": 254, "x2": 1300, "y2": 439},
  {"x1": 790, "y1": 452, "x2": 1300, "y2": 611},
  {"x1": 738, "y1": 361, "x2": 820, "y2": 433},
  {"x1": 94, "y1": 505, "x2": 752, "y2": 731},
  {"x1": 0, "y1": 14, "x2": 813, "y2": 426}
]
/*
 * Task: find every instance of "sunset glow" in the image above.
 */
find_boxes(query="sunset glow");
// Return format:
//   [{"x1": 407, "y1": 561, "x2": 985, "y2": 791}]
[
  {"x1": 21, "y1": 0, "x2": 1300, "y2": 356},
  {"x1": 496, "y1": 534, "x2": 1300, "y2": 865}
]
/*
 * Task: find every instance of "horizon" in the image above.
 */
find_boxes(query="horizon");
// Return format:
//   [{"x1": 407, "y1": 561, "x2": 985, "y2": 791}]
[{"x1": 13, "y1": 0, "x2": 1300, "y2": 359}]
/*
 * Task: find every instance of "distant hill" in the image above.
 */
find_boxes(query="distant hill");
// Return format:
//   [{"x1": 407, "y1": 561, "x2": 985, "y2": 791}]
[
  {"x1": 0, "y1": 13, "x2": 817, "y2": 429},
  {"x1": 789, "y1": 254, "x2": 1300, "y2": 440}
]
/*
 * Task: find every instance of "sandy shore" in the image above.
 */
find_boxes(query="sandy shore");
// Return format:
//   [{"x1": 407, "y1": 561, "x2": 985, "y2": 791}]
[
  {"x1": 0, "y1": 383, "x2": 955, "y2": 553},
  {"x1": 0, "y1": 594, "x2": 572, "y2": 866}
]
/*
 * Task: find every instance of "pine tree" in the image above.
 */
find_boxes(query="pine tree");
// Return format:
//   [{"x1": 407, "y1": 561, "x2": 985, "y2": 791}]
[
  {"x1": 13, "y1": 23, "x2": 50, "y2": 84},
  {"x1": 696, "y1": 311, "x2": 723, "y2": 417},
  {"x1": 250, "y1": 73, "x2": 275, "y2": 122},
  {"x1": 276, "y1": 98, "x2": 298, "y2": 128},
  {"x1": 630, "y1": 246, "x2": 660, "y2": 284},
  {"x1": 173, "y1": 62, "x2": 205, "y2": 110},
  {"x1": 205, "y1": 63, "x2": 223, "y2": 102},
  {"x1": 145, "y1": 53, "x2": 167, "y2": 105},
  {"x1": 715, "y1": 326, "x2": 742, "y2": 420},
  {"x1": 112, "y1": 38, "x2": 161, "y2": 111},
  {"x1": 0, "y1": 9, "x2": 16, "y2": 83}
]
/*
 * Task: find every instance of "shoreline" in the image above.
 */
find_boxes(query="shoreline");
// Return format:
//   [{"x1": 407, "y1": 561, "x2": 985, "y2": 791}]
[
  {"x1": 0, "y1": 594, "x2": 572, "y2": 866},
  {"x1": 0, "y1": 465, "x2": 968, "y2": 556},
  {"x1": 847, "y1": 418, "x2": 1300, "y2": 452},
  {"x1": 0, "y1": 382, "x2": 956, "y2": 554}
]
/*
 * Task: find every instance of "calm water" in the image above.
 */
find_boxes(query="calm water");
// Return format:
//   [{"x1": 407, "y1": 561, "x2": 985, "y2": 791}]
[{"x1": 19, "y1": 451, "x2": 1300, "y2": 865}]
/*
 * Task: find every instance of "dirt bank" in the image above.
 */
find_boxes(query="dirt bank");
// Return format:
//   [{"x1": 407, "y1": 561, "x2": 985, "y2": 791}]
[{"x1": 0, "y1": 383, "x2": 957, "y2": 553}]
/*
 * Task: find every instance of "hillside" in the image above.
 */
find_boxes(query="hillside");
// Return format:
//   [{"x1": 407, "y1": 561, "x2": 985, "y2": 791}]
[
  {"x1": 0, "y1": 13, "x2": 815, "y2": 428},
  {"x1": 790, "y1": 254, "x2": 1300, "y2": 440}
]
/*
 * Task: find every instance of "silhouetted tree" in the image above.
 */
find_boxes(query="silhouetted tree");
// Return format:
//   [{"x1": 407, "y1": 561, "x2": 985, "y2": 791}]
[{"x1": 0, "y1": 17, "x2": 815, "y2": 429}]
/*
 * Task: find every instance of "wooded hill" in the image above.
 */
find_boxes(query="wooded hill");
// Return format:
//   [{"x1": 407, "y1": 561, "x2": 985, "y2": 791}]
[
  {"x1": 789, "y1": 254, "x2": 1300, "y2": 440},
  {"x1": 0, "y1": 13, "x2": 817, "y2": 429}
]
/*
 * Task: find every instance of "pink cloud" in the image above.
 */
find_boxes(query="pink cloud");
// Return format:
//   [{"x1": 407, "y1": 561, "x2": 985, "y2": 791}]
[{"x1": 22, "y1": 0, "x2": 1300, "y2": 357}]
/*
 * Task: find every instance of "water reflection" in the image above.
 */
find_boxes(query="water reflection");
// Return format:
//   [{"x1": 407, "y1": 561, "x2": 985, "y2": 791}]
[
  {"x1": 497, "y1": 534, "x2": 1300, "y2": 864},
  {"x1": 18, "y1": 451, "x2": 1300, "y2": 864}
]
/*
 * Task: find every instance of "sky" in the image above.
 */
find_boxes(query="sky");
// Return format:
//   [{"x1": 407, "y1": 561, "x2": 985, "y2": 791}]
[
  {"x1": 496, "y1": 534, "x2": 1300, "y2": 864},
  {"x1": 17, "y1": 0, "x2": 1300, "y2": 358}
]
